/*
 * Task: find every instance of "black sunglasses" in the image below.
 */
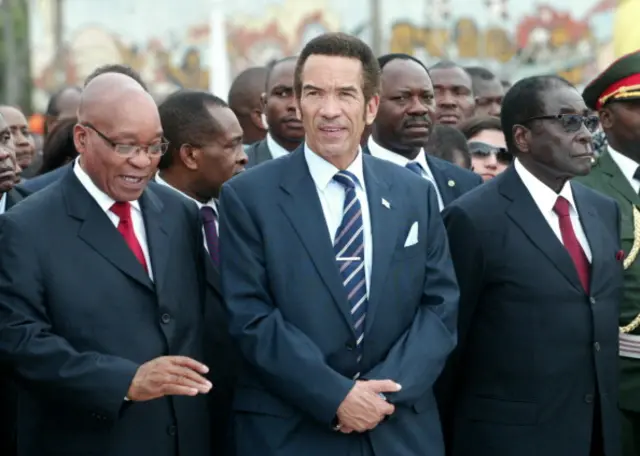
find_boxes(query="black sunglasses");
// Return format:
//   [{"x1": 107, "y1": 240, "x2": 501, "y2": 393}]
[
  {"x1": 522, "y1": 114, "x2": 600, "y2": 133},
  {"x1": 468, "y1": 141, "x2": 513, "y2": 164}
]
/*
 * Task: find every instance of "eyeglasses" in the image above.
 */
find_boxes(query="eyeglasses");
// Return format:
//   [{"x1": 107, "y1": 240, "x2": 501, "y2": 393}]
[
  {"x1": 468, "y1": 141, "x2": 513, "y2": 164},
  {"x1": 522, "y1": 114, "x2": 600, "y2": 133},
  {"x1": 82, "y1": 123, "x2": 169, "y2": 157}
]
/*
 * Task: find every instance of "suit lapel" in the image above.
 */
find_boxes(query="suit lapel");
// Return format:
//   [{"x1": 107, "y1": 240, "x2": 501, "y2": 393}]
[
  {"x1": 426, "y1": 155, "x2": 455, "y2": 206},
  {"x1": 140, "y1": 187, "x2": 170, "y2": 293},
  {"x1": 279, "y1": 147, "x2": 354, "y2": 333},
  {"x1": 573, "y1": 183, "x2": 608, "y2": 295},
  {"x1": 363, "y1": 158, "x2": 402, "y2": 333},
  {"x1": 5, "y1": 188, "x2": 24, "y2": 209},
  {"x1": 500, "y1": 166, "x2": 584, "y2": 293},
  {"x1": 598, "y1": 151, "x2": 640, "y2": 206},
  {"x1": 257, "y1": 140, "x2": 273, "y2": 165},
  {"x1": 64, "y1": 172, "x2": 154, "y2": 291}
]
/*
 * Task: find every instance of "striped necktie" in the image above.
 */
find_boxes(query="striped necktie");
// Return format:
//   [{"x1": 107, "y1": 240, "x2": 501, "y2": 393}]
[{"x1": 332, "y1": 170, "x2": 367, "y2": 363}]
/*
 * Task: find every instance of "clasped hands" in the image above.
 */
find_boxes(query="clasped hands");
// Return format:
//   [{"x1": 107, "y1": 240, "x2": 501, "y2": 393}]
[{"x1": 336, "y1": 379, "x2": 402, "y2": 434}]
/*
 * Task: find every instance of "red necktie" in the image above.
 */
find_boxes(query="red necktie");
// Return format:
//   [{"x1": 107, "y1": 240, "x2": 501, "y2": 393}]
[
  {"x1": 553, "y1": 196, "x2": 590, "y2": 293},
  {"x1": 110, "y1": 202, "x2": 148, "y2": 273}
]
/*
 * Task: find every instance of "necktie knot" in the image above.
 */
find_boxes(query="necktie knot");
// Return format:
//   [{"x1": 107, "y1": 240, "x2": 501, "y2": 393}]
[
  {"x1": 200, "y1": 206, "x2": 217, "y2": 222},
  {"x1": 333, "y1": 170, "x2": 360, "y2": 190},
  {"x1": 110, "y1": 201, "x2": 132, "y2": 222},
  {"x1": 405, "y1": 162, "x2": 424, "y2": 176},
  {"x1": 553, "y1": 196, "x2": 571, "y2": 217}
]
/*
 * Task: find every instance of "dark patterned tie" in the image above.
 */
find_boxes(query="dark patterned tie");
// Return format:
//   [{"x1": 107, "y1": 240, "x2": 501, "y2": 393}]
[
  {"x1": 332, "y1": 170, "x2": 367, "y2": 369},
  {"x1": 200, "y1": 206, "x2": 219, "y2": 266},
  {"x1": 405, "y1": 161, "x2": 424, "y2": 176}
]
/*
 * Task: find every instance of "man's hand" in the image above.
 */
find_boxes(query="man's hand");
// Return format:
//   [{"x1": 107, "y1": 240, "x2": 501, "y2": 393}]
[
  {"x1": 127, "y1": 356, "x2": 212, "y2": 402},
  {"x1": 336, "y1": 379, "x2": 401, "y2": 432}
]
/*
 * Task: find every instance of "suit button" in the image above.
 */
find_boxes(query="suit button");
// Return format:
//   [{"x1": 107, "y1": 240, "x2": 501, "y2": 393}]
[
  {"x1": 584, "y1": 394, "x2": 594, "y2": 403},
  {"x1": 345, "y1": 342, "x2": 354, "y2": 351},
  {"x1": 594, "y1": 342, "x2": 601, "y2": 352},
  {"x1": 167, "y1": 424, "x2": 177, "y2": 436},
  {"x1": 590, "y1": 297, "x2": 596, "y2": 305},
  {"x1": 161, "y1": 313, "x2": 171, "y2": 324}
]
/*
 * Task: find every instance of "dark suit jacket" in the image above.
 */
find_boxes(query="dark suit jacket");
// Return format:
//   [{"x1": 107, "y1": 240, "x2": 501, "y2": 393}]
[
  {"x1": 362, "y1": 145, "x2": 482, "y2": 207},
  {"x1": 218, "y1": 146, "x2": 459, "y2": 456},
  {"x1": 0, "y1": 169, "x2": 211, "y2": 456},
  {"x1": 440, "y1": 165, "x2": 622, "y2": 456},
  {"x1": 245, "y1": 138, "x2": 272, "y2": 169},
  {"x1": 0, "y1": 185, "x2": 31, "y2": 456},
  {"x1": 16, "y1": 163, "x2": 70, "y2": 194}
]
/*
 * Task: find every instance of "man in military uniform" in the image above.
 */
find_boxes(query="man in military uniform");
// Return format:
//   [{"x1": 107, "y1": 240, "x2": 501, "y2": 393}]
[{"x1": 578, "y1": 50, "x2": 640, "y2": 456}]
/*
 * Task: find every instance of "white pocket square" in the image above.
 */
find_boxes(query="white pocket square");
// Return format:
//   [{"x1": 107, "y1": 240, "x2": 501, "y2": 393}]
[{"x1": 404, "y1": 222, "x2": 419, "y2": 247}]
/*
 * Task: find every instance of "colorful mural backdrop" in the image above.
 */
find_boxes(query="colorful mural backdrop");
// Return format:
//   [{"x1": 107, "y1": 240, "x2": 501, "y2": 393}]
[{"x1": 29, "y1": 0, "x2": 622, "y2": 109}]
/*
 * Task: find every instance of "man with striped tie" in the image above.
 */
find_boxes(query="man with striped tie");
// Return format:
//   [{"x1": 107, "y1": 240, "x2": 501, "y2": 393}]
[{"x1": 219, "y1": 33, "x2": 459, "y2": 456}]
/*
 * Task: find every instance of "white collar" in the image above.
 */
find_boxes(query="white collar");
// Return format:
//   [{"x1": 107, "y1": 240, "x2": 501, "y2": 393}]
[
  {"x1": 155, "y1": 172, "x2": 217, "y2": 213},
  {"x1": 608, "y1": 146, "x2": 639, "y2": 188},
  {"x1": 304, "y1": 143, "x2": 366, "y2": 191},
  {"x1": 367, "y1": 136, "x2": 434, "y2": 179},
  {"x1": 514, "y1": 158, "x2": 577, "y2": 214},
  {"x1": 266, "y1": 133, "x2": 290, "y2": 160},
  {"x1": 0, "y1": 192, "x2": 6, "y2": 214},
  {"x1": 73, "y1": 158, "x2": 141, "y2": 213}
]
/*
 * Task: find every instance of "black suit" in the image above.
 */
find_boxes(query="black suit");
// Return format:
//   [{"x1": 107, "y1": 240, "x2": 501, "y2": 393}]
[
  {"x1": 16, "y1": 163, "x2": 70, "y2": 194},
  {"x1": 0, "y1": 186, "x2": 31, "y2": 456},
  {"x1": 361, "y1": 145, "x2": 482, "y2": 206},
  {"x1": 245, "y1": 139, "x2": 273, "y2": 169},
  {"x1": 440, "y1": 165, "x2": 622, "y2": 456},
  {"x1": 0, "y1": 168, "x2": 211, "y2": 456}
]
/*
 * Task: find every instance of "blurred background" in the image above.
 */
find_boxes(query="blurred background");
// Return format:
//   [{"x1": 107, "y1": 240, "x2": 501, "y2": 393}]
[{"x1": 1, "y1": 0, "x2": 637, "y2": 116}]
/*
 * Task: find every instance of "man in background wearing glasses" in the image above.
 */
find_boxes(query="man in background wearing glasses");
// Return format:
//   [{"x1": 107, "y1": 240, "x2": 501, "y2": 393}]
[
  {"x1": 0, "y1": 73, "x2": 214, "y2": 456},
  {"x1": 578, "y1": 50, "x2": 640, "y2": 456},
  {"x1": 438, "y1": 75, "x2": 622, "y2": 456}
]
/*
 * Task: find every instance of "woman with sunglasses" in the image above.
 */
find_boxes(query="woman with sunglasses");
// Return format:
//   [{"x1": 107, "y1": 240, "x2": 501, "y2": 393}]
[{"x1": 459, "y1": 116, "x2": 513, "y2": 181}]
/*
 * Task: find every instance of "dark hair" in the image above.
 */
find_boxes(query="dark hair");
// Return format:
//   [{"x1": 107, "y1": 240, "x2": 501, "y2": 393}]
[
  {"x1": 465, "y1": 66, "x2": 498, "y2": 93},
  {"x1": 45, "y1": 86, "x2": 82, "y2": 117},
  {"x1": 295, "y1": 32, "x2": 380, "y2": 101},
  {"x1": 157, "y1": 89, "x2": 228, "y2": 170},
  {"x1": 38, "y1": 117, "x2": 78, "y2": 175},
  {"x1": 500, "y1": 75, "x2": 574, "y2": 152},
  {"x1": 430, "y1": 60, "x2": 462, "y2": 71},
  {"x1": 265, "y1": 56, "x2": 298, "y2": 92},
  {"x1": 426, "y1": 124, "x2": 471, "y2": 168},
  {"x1": 84, "y1": 64, "x2": 148, "y2": 91},
  {"x1": 458, "y1": 116, "x2": 502, "y2": 140},
  {"x1": 228, "y1": 66, "x2": 268, "y2": 113},
  {"x1": 377, "y1": 53, "x2": 429, "y2": 75}
]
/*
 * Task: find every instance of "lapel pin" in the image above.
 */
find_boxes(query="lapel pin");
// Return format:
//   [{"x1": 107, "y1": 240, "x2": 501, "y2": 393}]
[
  {"x1": 381, "y1": 198, "x2": 391, "y2": 209},
  {"x1": 448, "y1": 180, "x2": 456, "y2": 187}
]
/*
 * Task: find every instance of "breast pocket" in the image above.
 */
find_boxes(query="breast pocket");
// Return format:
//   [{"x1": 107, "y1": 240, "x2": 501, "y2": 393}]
[{"x1": 392, "y1": 242, "x2": 424, "y2": 261}]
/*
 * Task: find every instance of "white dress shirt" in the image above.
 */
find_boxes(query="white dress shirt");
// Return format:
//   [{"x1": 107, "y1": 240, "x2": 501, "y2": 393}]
[
  {"x1": 304, "y1": 144, "x2": 372, "y2": 295},
  {"x1": 608, "y1": 146, "x2": 640, "y2": 193},
  {"x1": 514, "y1": 158, "x2": 592, "y2": 261},
  {"x1": 73, "y1": 159, "x2": 154, "y2": 279},
  {"x1": 0, "y1": 193, "x2": 6, "y2": 215},
  {"x1": 367, "y1": 136, "x2": 444, "y2": 210},
  {"x1": 155, "y1": 173, "x2": 218, "y2": 252},
  {"x1": 266, "y1": 132, "x2": 290, "y2": 160}
]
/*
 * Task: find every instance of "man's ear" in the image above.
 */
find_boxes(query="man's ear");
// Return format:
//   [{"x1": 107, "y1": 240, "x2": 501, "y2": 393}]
[{"x1": 179, "y1": 144, "x2": 200, "y2": 171}]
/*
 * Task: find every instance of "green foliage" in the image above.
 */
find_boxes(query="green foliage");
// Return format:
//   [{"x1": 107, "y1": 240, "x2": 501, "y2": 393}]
[{"x1": 0, "y1": 0, "x2": 31, "y2": 112}]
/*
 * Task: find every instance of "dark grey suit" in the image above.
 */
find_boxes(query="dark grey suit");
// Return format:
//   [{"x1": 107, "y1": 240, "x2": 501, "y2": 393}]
[
  {"x1": 245, "y1": 139, "x2": 273, "y2": 169},
  {"x1": 0, "y1": 169, "x2": 211, "y2": 456}
]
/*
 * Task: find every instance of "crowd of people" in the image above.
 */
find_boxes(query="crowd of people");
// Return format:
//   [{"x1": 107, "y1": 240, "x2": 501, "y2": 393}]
[{"x1": 0, "y1": 31, "x2": 638, "y2": 456}]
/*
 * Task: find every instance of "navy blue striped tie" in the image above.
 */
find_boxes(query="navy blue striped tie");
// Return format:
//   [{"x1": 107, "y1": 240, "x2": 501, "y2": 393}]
[{"x1": 332, "y1": 171, "x2": 367, "y2": 362}]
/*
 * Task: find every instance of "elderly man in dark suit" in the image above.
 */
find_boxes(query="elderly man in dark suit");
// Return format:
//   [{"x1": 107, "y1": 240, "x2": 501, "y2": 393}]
[
  {"x1": 219, "y1": 33, "x2": 459, "y2": 456},
  {"x1": 0, "y1": 73, "x2": 213, "y2": 456},
  {"x1": 440, "y1": 75, "x2": 622, "y2": 456}
]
